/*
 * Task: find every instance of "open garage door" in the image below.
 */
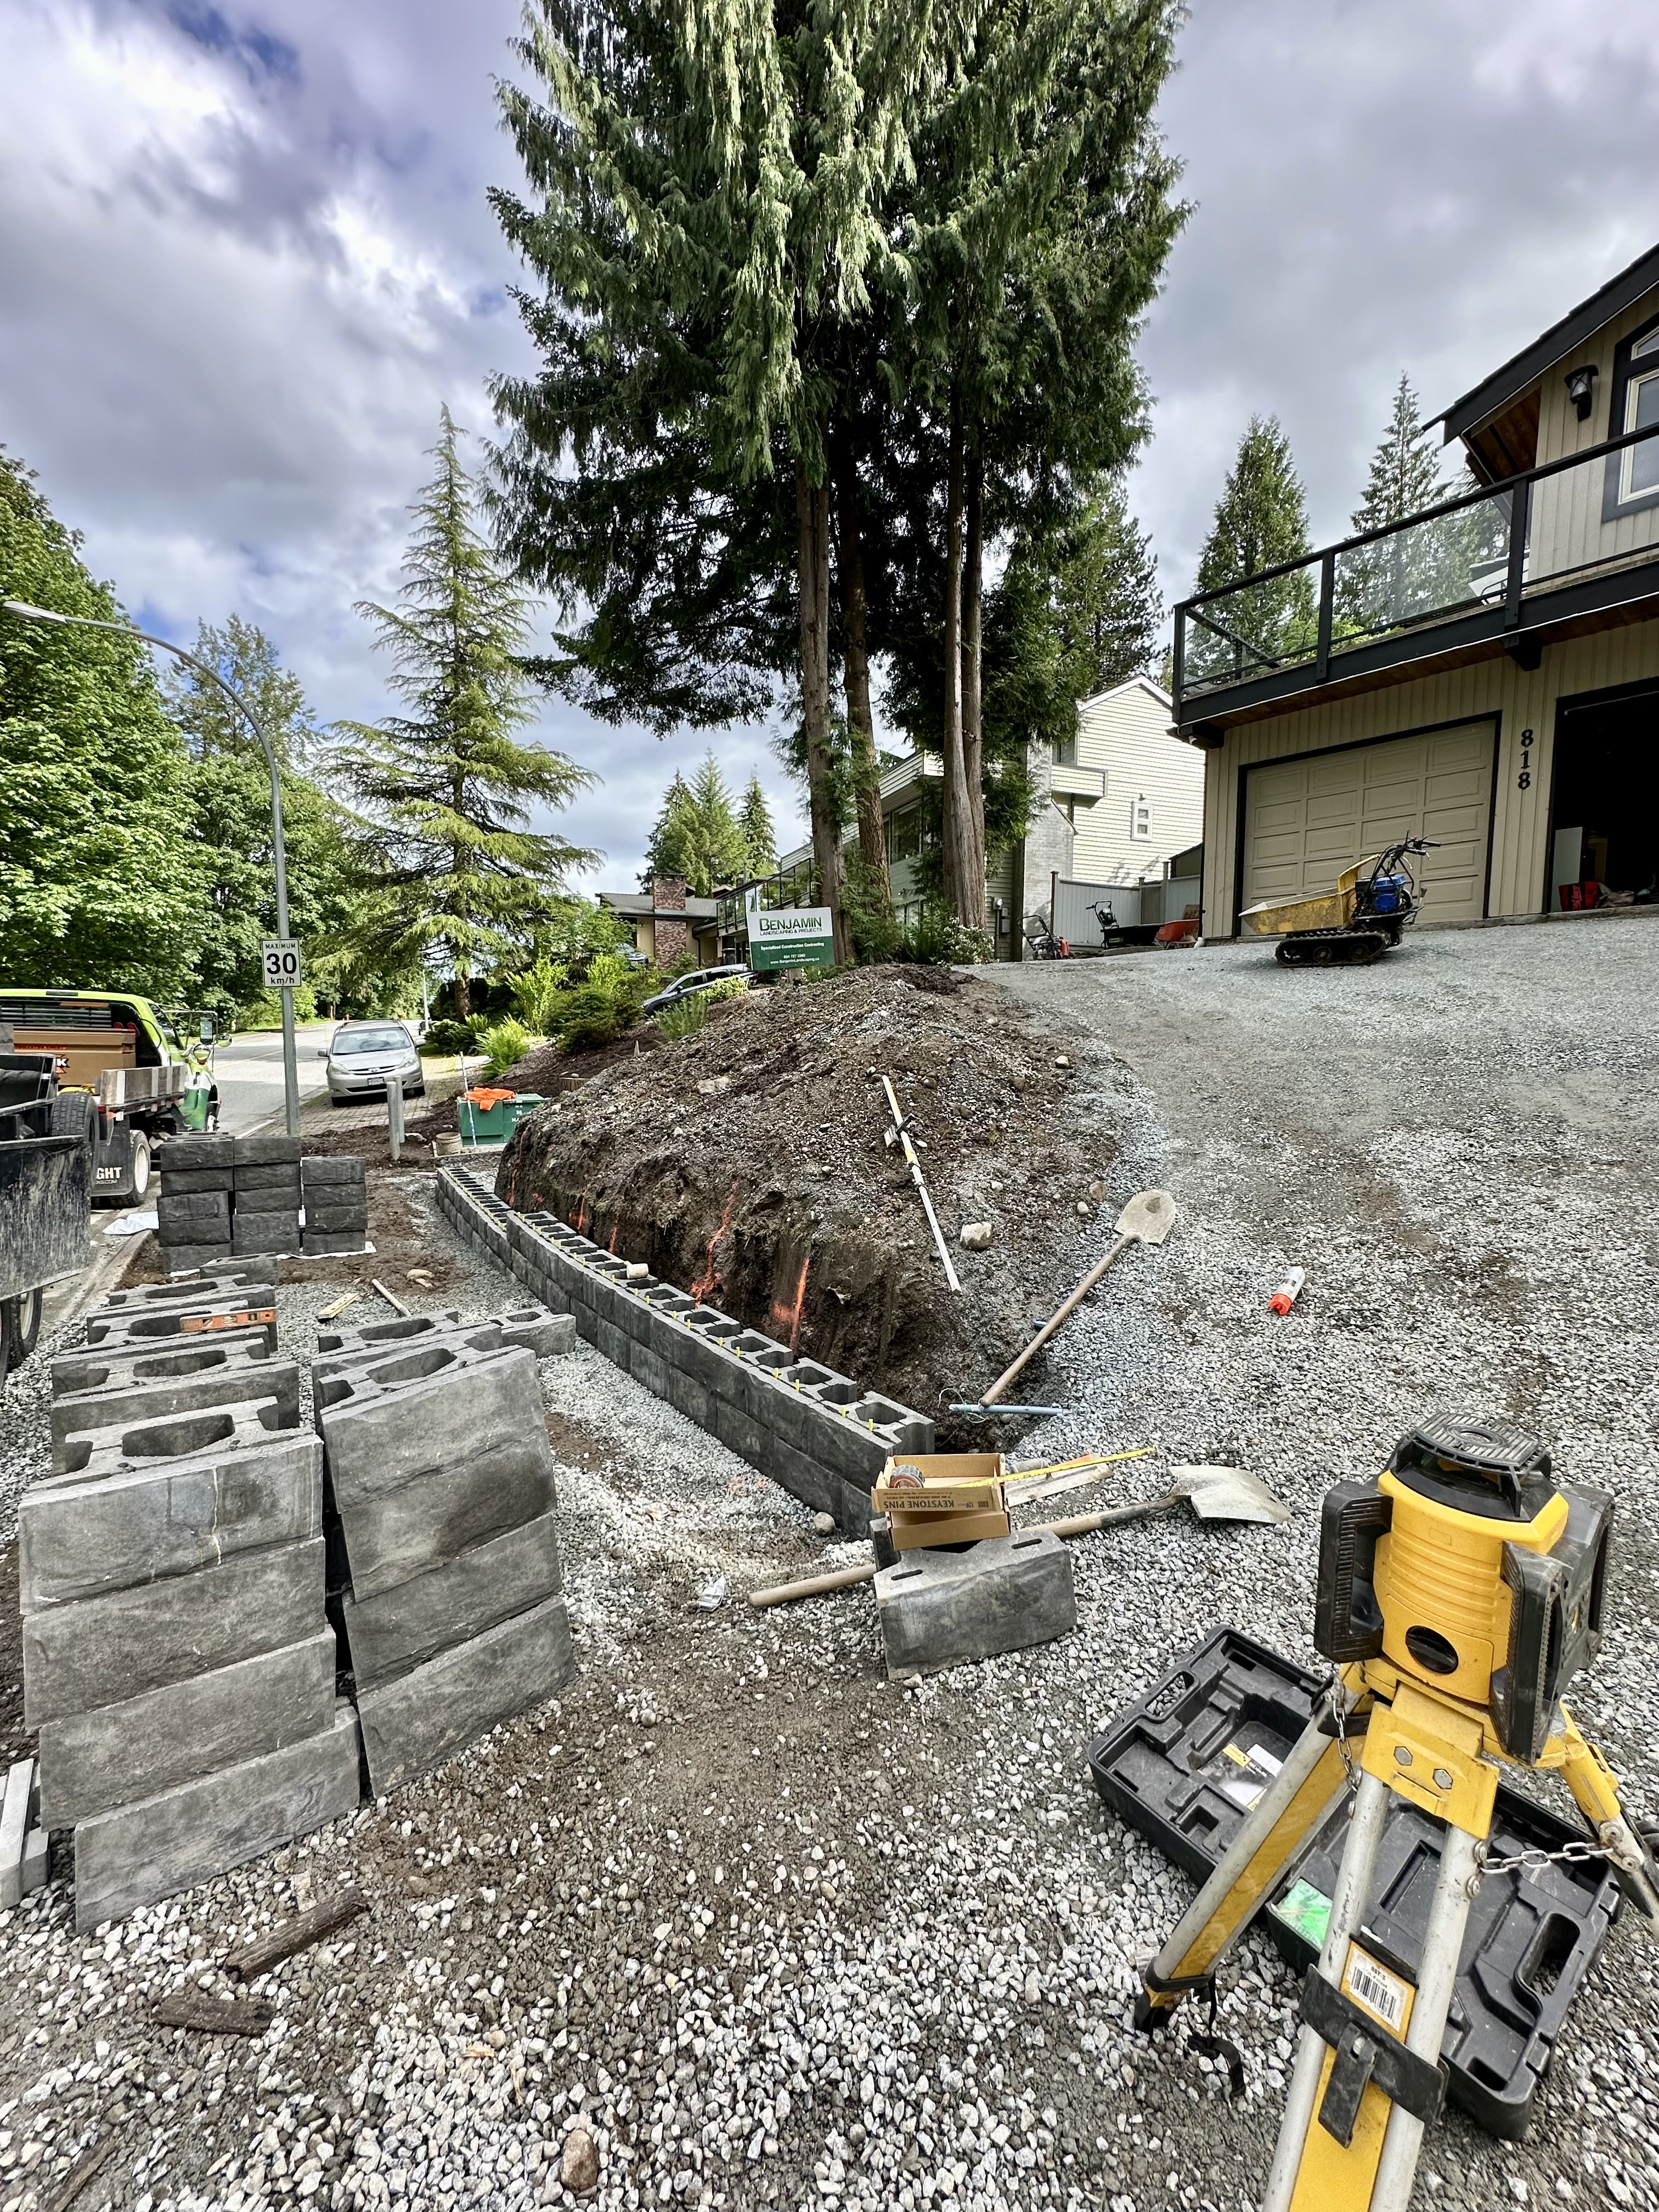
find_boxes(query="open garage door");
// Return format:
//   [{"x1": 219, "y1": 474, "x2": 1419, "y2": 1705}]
[{"x1": 1241, "y1": 719, "x2": 1495, "y2": 926}]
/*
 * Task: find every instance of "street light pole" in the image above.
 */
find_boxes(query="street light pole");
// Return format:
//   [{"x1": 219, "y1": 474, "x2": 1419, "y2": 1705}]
[{"x1": 2, "y1": 597, "x2": 302, "y2": 1136}]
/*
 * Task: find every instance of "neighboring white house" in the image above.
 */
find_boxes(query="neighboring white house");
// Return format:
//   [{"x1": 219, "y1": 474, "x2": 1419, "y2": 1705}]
[{"x1": 771, "y1": 675, "x2": 1205, "y2": 958}]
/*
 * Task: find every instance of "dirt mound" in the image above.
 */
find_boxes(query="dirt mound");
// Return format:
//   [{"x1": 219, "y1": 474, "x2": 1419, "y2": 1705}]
[{"x1": 499, "y1": 966, "x2": 1114, "y2": 1435}]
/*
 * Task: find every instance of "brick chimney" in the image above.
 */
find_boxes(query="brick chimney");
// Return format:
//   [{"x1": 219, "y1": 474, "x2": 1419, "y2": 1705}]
[{"x1": 652, "y1": 875, "x2": 690, "y2": 966}]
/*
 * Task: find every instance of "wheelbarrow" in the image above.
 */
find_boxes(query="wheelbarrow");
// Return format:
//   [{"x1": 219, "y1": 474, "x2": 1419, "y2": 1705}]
[{"x1": 1239, "y1": 837, "x2": 1435, "y2": 966}]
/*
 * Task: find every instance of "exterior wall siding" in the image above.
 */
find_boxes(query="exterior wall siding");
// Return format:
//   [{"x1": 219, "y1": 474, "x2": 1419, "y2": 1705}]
[
  {"x1": 1069, "y1": 680, "x2": 1204, "y2": 884},
  {"x1": 1199, "y1": 616, "x2": 1659, "y2": 935}
]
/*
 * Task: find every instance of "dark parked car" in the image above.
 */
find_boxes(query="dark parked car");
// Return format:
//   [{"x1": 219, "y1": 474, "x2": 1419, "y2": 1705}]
[{"x1": 641, "y1": 966, "x2": 751, "y2": 1018}]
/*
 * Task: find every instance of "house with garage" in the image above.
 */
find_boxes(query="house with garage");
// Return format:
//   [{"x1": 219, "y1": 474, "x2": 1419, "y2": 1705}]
[
  {"x1": 1173, "y1": 241, "x2": 1659, "y2": 933},
  {"x1": 764, "y1": 675, "x2": 1201, "y2": 957}
]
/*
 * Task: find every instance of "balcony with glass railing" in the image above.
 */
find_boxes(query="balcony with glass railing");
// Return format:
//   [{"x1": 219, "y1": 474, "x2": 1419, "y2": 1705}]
[{"x1": 1173, "y1": 416, "x2": 1659, "y2": 722}]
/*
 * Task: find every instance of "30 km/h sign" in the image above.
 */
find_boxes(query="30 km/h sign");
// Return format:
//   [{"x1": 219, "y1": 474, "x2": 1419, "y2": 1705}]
[{"x1": 261, "y1": 938, "x2": 303, "y2": 989}]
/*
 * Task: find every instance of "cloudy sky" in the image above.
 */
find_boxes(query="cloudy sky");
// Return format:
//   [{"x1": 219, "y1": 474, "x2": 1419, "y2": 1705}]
[{"x1": 3, "y1": 1, "x2": 1657, "y2": 888}]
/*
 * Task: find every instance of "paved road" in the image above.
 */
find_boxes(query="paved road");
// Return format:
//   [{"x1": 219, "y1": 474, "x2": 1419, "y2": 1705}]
[{"x1": 211, "y1": 1019, "x2": 332, "y2": 1133}]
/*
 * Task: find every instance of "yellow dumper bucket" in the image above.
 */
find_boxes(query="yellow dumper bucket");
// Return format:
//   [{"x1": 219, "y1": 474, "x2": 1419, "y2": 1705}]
[{"x1": 1239, "y1": 857, "x2": 1372, "y2": 938}]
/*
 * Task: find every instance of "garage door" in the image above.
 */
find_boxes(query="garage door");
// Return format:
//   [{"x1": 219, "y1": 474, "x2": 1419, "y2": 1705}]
[{"x1": 1242, "y1": 721, "x2": 1494, "y2": 924}]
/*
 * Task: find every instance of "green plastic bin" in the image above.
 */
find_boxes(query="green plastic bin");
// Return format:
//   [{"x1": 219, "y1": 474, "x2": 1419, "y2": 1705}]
[
  {"x1": 509, "y1": 1093, "x2": 545, "y2": 1128},
  {"x1": 459, "y1": 1095, "x2": 516, "y2": 1143}
]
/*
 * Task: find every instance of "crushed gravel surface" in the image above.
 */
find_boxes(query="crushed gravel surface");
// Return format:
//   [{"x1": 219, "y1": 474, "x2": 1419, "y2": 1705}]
[{"x1": 0, "y1": 914, "x2": 1654, "y2": 2212}]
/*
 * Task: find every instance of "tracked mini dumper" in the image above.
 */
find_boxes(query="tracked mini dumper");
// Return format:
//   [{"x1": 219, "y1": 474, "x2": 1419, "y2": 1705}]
[{"x1": 1240, "y1": 836, "x2": 1435, "y2": 967}]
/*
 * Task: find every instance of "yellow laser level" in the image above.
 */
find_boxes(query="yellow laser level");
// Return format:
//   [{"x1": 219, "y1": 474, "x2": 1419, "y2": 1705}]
[{"x1": 1134, "y1": 1413, "x2": 1658, "y2": 2212}]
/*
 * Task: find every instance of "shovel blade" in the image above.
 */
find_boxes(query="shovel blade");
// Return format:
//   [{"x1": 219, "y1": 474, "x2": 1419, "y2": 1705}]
[
  {"x1": 1170, "y1": 1464, "x2": 1291, "y2": 1525},
  {"x1": 1115, "y1": 1188, "x2": 1177, "y2": 1245}
]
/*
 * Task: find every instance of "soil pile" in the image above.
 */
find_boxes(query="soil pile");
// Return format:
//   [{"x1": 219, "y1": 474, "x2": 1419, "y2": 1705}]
[{"x1": 498, "y1": 965, "x2": 1115, "y2": 1432}]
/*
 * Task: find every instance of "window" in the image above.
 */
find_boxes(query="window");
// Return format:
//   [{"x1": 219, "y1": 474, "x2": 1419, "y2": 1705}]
[
  {"x1": 1130, "y1": 794, "x2": 1152, "y2": 840},
  {"x1": 889, "y1": 806, "x2": 923, "y2": 862},
  {"x1": 1603, "y1": 316, "x2": 1659, "y2": 517}
]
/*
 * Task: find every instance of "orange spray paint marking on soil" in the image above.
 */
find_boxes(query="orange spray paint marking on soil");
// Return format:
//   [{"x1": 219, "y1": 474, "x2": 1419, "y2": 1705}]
[
  {"x1": 575, "y1": 1188, "x2": 591, "y2": 1235},
  {"x1": 608, "y1": 1221, "x2": 620, "y2": 1254},
  {"x1": 691, "y1": 1182, "x2": 740, "y2": 1304},
  {"x1": 770, "y1": 1254, "x2": 811, "y2": 1353}
]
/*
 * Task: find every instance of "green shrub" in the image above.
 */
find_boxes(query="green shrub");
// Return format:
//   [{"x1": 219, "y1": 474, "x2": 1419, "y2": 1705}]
[
  {"x1": 418, "y1": 1017, "x2": 480, "y2": 1055},
  {"x1": 558, "y1": 982, "x2": 637, "y2": 1055},
  {"x1": 703, "y1": 975, "x2": 749, "y2": 1004},
  {"x1": 507, "y1": 955, "x2": 571, "y2": 1034},
  {"x1": 480, "y1": 1017, "x2": 538, "y2": 1077},
  {"x1": 902, "y1": 903, "x2": 992, "y2": 966},
  {"x1": 655, "y1": 993, "x2": 710, "y2": 1041}
]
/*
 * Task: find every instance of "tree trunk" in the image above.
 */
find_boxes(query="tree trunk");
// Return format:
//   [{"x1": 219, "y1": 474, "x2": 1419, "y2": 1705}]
[
  {"x1": 833, "y1": 431, "x2": 890, "y2": 906},
  {"x1": 963, "y1": 442, "x2": 986, "y2": 926},
  {"x1": 796, "y1": 453, "x2": 849, "y2": 963},
  {"x1": 453, "y1": 968, "x2": 471, "y2": 1022},
  {"x1": 941, "y1": 396, "x2": 977, "y2": 923}
]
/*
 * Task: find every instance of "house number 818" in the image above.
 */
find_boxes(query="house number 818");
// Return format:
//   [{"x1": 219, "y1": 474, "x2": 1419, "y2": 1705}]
[{"x1": 1517, "y1": 726, "x2": 1534, "y2": 792}]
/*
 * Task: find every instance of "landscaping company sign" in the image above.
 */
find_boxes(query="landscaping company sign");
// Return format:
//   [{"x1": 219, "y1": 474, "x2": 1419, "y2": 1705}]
[{"x1": 747, "y1": 901, "x2": 835, "y2": 972}]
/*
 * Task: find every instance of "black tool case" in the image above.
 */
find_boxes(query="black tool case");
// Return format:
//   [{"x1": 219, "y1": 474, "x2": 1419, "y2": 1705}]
[{"x1": 1086, "y1": 1627, "x2": 1620, "y2": 2141}]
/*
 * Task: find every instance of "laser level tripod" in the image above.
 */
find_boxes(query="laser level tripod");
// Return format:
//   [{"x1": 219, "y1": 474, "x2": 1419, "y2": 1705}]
[{"x1": 1135, "y1": 1414, "x2": 1659, "y2": 2212}]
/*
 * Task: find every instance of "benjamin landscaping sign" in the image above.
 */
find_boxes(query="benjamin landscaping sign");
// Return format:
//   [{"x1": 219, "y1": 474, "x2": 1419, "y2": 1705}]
[{"x1": 747, "y1": 904, "x2": 835, "y2": 972}]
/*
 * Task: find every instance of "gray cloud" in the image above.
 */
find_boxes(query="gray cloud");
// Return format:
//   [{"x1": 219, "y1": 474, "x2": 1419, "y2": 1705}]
[{"x1": 3, "y1": 0, "x2": 1655, "y2": 888}]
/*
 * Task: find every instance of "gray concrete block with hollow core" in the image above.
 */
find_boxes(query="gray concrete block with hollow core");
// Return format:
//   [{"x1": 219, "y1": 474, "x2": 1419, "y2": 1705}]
[
  {"x1": 156, "y1": 1132, "x2": 235, "y2": 1173},
  {"x1": 72, "y1": 1699, "x2": 360, "y2": 1929},
  {"x1": 233, "y1": 1133, "x2": 303, "y2": 1167},
  {"x1": 301, "y1": 1229, "x2": 372, "y2": 1256},
  {"x1": 24, "y1": 1535, "x2": 325, "y2": 1726},
  {"x1": 161, "y1": 1242, "x2": 249, "y2": 1277},
  {"x1": 235, "y1": 1161, "x2": 303, "y2": 1193},
  {"x1": 874, "y1": 1530, "x2": 1076, "y2": 1679},
  {"x1": 340, "y1": 1509, "x2": 563, "y2": 1690},
  {"x1": 158, "y1": 1165, "x2": 235, "y2": 1195},
  {"x1": 312, "y1": 1331, "x2": 514, "y2": 1410},
  {"x1": 317, "y1": 1346, "x2": 556, "y2": 1600},
  {"x1": 95, "y1": 1260, "x2": 276, "y2": 1306},
  {"x1": 59, "y1": 1396, "x2": 291, "y2": 1483},
  {"x1": 49, "y1": 1355, "x2": 301, "y2": 1472},
  {"x1": 37, "y1": 1626, "x2": 338, "y2": 1827},
  {"x1": 233, "y1": 1213, "x2": 301, "y2": 1255},
  {"x1": 355, "y1": 1596, "x2": 573, "y2": 1795},
  {"x1": 50, "y1": 1327, "x2": 274, "y2": 1400},
  {"x1": 156, "y1": 1190, "x2": 231, "y2": 1235},
  {"x1": 83, "y1": 1291, "x2": 278, "y2": 1353},
  {"x1": 20, "y1": 1427, "x2": 322, "y2": 1611},
  {"x1": 315, "y1": 1308, "x2": 463, "y2": 1356},
  {"x1": 301, "y1": 1154, "x2": 365, "y2": 1188},
  {"x1": 303, "y1": 1202, "x2": 368, "y2": 1233}
]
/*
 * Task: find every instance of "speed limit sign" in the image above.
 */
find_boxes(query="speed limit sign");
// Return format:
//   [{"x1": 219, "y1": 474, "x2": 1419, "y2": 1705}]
[{"x1": 261, "y1": 938, "x2": 303, "y2": 989}]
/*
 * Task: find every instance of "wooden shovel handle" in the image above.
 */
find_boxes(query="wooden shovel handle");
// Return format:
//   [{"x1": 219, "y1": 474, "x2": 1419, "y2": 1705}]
[
  {"x1": 748, "y1": 1562, "x2": 877, "y2": 1610},
  {"x1": 980, "y1": 1233, "x2": 1130, "y2": 1406}
]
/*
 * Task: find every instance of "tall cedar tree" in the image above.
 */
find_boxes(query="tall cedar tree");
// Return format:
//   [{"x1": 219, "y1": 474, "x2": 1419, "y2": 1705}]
[
  {"x1": 0, "y1": 447, "x2": 201, "y2": 993},
  {"x1": 738, "y1": 774, "x2": 778, "y2": 876},
  {"x1": 640, "y1": 755, "x2": 748, "y2": 895},
  {"x1": 1336, "y1": 373, "x2": 1492, "y2": 638},
  {"x1": 337, "y1": 410, "x2": 595, "y2": 1019},
  {"x1": 1192, "y1": 414, "x2": 1316, "y2": 675},
  {"x1": 163, "y1": 620, "x2": 370, "y2": 1020}
]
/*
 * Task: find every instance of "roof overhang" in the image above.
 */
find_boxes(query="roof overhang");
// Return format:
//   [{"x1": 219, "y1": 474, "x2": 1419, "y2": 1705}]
[{"x1": 1436, "y1": 242, "x2": 1659, "y2": 449}]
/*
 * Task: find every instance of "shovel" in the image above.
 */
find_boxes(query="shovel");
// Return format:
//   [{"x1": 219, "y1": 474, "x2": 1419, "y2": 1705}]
[
  {"x1": 745, "y1": 1464, "x2": 1288, "y2": 1610},
  {"x1": 975, "y1": 1188, "x2": 1177, "y2": 1409},
  {"x1": 1036, "y1": 1464, "x2": 1290, "y2": 1537}
]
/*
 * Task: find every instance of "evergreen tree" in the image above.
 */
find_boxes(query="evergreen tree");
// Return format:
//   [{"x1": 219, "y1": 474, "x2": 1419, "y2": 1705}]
[
  {"x1": 639, "y1": 755, "x2": 748, "y2": 895},
  {"x1": 0, "y1": 446, "x2": 202, "y2": 993},
  {"x1": 641, "y1": 772, "x2": 694, "y2": 891},
  {"x1": 1191, "y1": 416, "x2": 1316, "y2": 678},
  {"x1": 738, "y1": 774, "x2": 777, "y2": 877},
  {"x1": 1337, "y1": 373, "x2": 1488, "y2": 638},
  {"x1": 1053, "y1": 478, "x2": 1165, "y2": 697},
  {"x1": 337, "y1": 410, "x2": 596, "y2": 1019}
]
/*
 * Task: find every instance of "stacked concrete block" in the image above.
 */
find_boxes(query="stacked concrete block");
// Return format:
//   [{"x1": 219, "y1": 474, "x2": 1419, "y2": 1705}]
[
  {"x1": 154, "y1": 1132, "x2": 237, "y2": 1273},
  {"x1": 1, "y1": 1757, "x2": 49, "y2": 1909},
  {"x1": 234, "y1": 1134, "x2": 302, "y2": 1256},
  {"x1": 435, "y1": 1166, "x2": 933, "y2": 1533},
  {"x1": 313, "y1": 1304, "x2": 575, "y2": 1379},
  {"x1": 302, "y1": 1154, "x2": 370, "y2": 1255},
  {"x1": 315, "y1": 1329, "x2": 573, "y2": 1796},
  {"x1": 21, "y1": 1285, "x2": 358, "y2": 1927},
  {"x1": 872, "y1": 1528, "x2": 1077, "y2": 1680}
]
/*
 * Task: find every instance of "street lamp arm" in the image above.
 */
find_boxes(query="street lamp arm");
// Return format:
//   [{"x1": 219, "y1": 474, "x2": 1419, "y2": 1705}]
[{"x1": 2, "y1": 596, "x2": 302, "y2": 1136}]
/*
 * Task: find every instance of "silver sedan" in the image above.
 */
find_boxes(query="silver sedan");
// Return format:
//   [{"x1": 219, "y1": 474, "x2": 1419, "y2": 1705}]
[{"x1": 321, "y1": 1021, "x2": 425, "y2": 1104}]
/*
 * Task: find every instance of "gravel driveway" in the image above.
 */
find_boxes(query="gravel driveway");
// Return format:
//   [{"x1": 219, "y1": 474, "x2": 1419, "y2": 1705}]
[{"x1": 2, "y1": 913, "x2": 1655, "y2": 2212}]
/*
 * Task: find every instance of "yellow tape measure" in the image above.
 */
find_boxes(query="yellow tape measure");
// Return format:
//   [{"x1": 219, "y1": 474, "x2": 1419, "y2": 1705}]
[{"x1": 884, "y1": 1447, "x2": 1153, "y2": 1495}]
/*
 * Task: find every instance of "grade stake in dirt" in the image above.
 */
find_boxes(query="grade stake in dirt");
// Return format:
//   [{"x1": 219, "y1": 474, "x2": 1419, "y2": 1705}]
[{"x1": 881, "y1": 1073, "x2": 961, "y2": 1294}]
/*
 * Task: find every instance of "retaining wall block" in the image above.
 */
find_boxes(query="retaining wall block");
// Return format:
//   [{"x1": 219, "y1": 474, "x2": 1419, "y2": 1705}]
[
  {"x1": 339, "y1": 1510, "x2": 563, "y2": 1692},
  {"x1": 354, "y1": 1596, "x2": 574, "y2": 1797},
  {"x1": 38, "y1": 1626, "x2": 338, "y2": 1829},
  {"x1": 873, "y1": 1530, "x2": 1077, "y2": 1680},
  {"x1": 19, "y1": 1429, "x2": 323, "y2": 1611},
  {"x1": 232, "y1": 1134, "x2": 303, "y2": 1167},
  {"x1": 50, "y1": 1328, "x2": 276, "y2": 1401},
  {"x1": 60, "y1": 1396, "x2": 292, "y2": 1483},
  {"x1": 84, "y1": 1293, "x2": 278, "y2": 1353},
  {"x1": 49, "y1": 1356, "x2": 302, "y2": 1474},
  {"x1": 24, "y1": 1535, "x2": 326, "y2": 1728},
  {"x1": 317, "y1": 1346, "x2": 556, "y2": 1600},
  {"x1": 72, "y1": 1699, "x2": 360, "y2": 1930}
]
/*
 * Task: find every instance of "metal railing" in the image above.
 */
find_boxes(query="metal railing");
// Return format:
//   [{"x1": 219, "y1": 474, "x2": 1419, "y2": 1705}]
[{"x1": 1175, "y1": 416, "x2": 1659, "y2": 707}]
